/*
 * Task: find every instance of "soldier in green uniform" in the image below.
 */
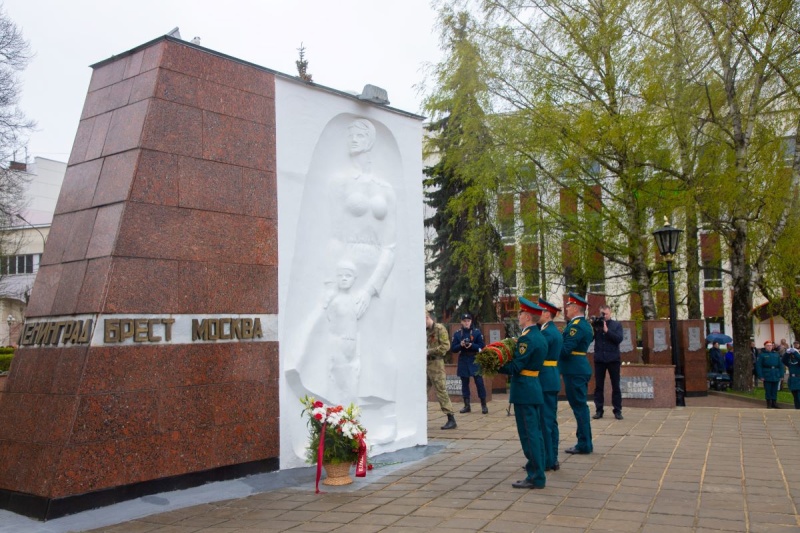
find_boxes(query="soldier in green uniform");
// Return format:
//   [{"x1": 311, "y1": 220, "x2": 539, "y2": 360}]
[
  {"x1": 499, "y1": 297, "x2": 548, "y2": 489},
  {"x1": 559, "y1": 292, "x2": 594, "y2": 454},
  {"x1": 756, "y1": 340, "x2": 785, "y2": 409},
  {"x1": 426, "y1": 311, "x2": 457, "y2": 429},
  {"x1": 538, "y1": 297, "x2": 564, "y2": 471},
  {"x1": 781, "y1": 342, "x2": 800, "y2": 409}
]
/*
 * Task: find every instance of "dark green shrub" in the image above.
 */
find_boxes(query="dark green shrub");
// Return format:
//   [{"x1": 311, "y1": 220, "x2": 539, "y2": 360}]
[
  {"x1": 0, "y1": 346, "x2": 15, "y2": 355},
  {"x1": 0, "y1": 352, "x2": 12, "y2": 372}
]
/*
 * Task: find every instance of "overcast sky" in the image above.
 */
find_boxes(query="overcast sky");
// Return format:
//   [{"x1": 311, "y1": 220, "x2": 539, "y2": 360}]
[{"x1": 4, "y1": 0, "x2": 443, "y2": 163}]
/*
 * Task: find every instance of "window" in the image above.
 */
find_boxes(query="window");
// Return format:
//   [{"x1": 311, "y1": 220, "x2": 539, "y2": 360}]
[
  {"x1": 701, "y1": 232, "x2": 722, "y2": 289},
  {"x1": 0, "y1": 254, "x2": 39, "y2": 275}
]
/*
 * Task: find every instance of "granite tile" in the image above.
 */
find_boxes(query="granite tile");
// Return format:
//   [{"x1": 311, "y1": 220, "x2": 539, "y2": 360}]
[
  {"x1": 199, "y1": 50, "x2": 275, "y2": 98},
  {"x1": 61, "y1": 208, "x2": 97, "y2": 263},
  {"x1": 81, "y1": 78, "x2": 134, "y2": 120},
  {"x1": 79, "y1": 345, "x2": 162, "y2": 394},
  {"x1": 51, "y1": 346, "x2": 90, "y2": 394},
  {"x1": 86, "y1": 203, "x2": 125, "y2": 259},
  {"x1": 115, "y1": 203, "x2": 276, "y2": 265},
  {"x1": 140, "y1": 98, "x2": 202, "y2": 158},
  {"x1": 241, "y1": 169, "x2": 276, "y2": 219},
  {"x1": 41, "y1": 212, "x2": 74, "y2": 265},
  {"x1": 71, "y1": 391, "x2": 159, "y2": 443},
  {"x1": 215, "y1": 421, "x2": 271, "y2": 466},
  {"x1": 24, "y1": 263, "x2": 62, "y2": 317},
  {"x1": 50, "y1": 259, "x2": 88, "y2": 315},
  {"x1": 177, "y1": 156, "x2": 242, "y2": 214},
  {"x1": 89, "y1": 57, "x2": 128, "y2": 92},
  {"x1": 155, "y1": 68, "x2": 199, "y2": 107},
  {"x1": 0, "y1": 441, "x2": 60, "y2": 497},
  {"x1": 102, "y1": 99, "x2": 150, "y2": 156},
  {"x1": 139, "y1": 42, "x2": 166, "y2": 73},
  {"x1": 222, "y1": 342, "x2": 276, "y2": 383},
  {"x1": 93, "y1": 149, "x2": 139, "y2": 206},
  {"x1": 67, "y1": 118, "x2": 95, "y2": 166},
  {"x1": 84, "y1": 111, "x2": 113, "y2": 161},
  {"x1": 211, "y1": 381, "x2": 265, "y2": 426},
  {"x1": 202, "y1": 111, "x2": 273, "y2": 171},
  {"x1": 158, "y1": 344, "x2": 221, "y2": 390},
  {"x1": 102, "y1": 257, "x2": 182, "y2": 314},
  {"x1": 123, "y1": 49, "x2": 146, "y2": 79},
  {"x1": 159, "y1": 385, "x2": 217, "y2": 431},
  {"x1": 129, "y1": 67, "x2": 159, "y2": 104},
  {"x1": 171, "y1": 260, "x2": 208, "y2": 314},
  {"x1": 204, "y1": 263, "x2": 277, "y2": 314},
  {"x1": 75, "y1": 256, "x2": 113, "y2": 314},
  {"x1": 197, "y1": 78, "x2": 272, "y2": 124},
  {"x1": 129, "y1": 149, "x2": 179, "y2": 206},
  {"x1": 53, "y1": 159, "x2": 103, "y2": 215}
]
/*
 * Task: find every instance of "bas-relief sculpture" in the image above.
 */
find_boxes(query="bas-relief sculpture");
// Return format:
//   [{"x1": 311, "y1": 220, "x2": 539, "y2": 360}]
[
  {"x1": 653, "y1": 327, "x2": 668, "y2": 353},
  {"x1": 284, "y1": 116, "x2": 403, "y2": 460},
  {"x1": 620, "y1": 327, "x2": 634, "y2": 353}
]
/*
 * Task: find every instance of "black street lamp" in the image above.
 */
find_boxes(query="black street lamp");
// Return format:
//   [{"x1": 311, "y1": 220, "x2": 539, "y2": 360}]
[{"x1": 652, "y1": 219, "x2": 685, "y2": 407}]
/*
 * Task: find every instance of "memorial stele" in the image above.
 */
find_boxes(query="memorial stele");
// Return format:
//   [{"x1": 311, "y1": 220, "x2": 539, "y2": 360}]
[{"x1": 0, "y1": 34, "x2": 427, "y2": 520}]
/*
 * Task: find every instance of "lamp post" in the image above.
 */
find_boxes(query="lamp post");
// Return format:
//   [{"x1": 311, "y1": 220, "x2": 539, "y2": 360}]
[
  {"x1": 652, "y1": 219, "x2": 685, "y2": 406},
  {"x1": 6, "y1": 314, "x2": 14, "y2": 347}
]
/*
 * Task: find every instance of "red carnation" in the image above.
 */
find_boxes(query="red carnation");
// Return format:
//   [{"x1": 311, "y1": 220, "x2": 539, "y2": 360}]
[
  {"x1": 314, "y1": 413, "x2": 323, "y2": 420},
  {"x1": 313, "y1": 401, "x2": 324, "y2": 408}
]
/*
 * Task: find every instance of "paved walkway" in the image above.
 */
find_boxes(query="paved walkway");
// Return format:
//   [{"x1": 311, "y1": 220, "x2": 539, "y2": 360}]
[{"x1": 5, "y1": 395, "x2": 800, "y2": 532}]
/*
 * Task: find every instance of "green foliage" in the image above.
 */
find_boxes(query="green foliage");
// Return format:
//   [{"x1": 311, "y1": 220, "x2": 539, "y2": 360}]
[
  {"x1": 423, "y1": 9, "x2": 502, "y2": 321},
  {"x1": 300, "y1": 396, "x2": 366, "y2": 465},
  {"x1": 0, "y1": 351, "x2": 12, "y2": 372}
]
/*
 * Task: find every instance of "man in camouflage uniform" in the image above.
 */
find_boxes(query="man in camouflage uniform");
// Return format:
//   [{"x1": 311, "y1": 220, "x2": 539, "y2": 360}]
[{"x1": 427, "y1": 311, "x2": 457, "y2": 429}]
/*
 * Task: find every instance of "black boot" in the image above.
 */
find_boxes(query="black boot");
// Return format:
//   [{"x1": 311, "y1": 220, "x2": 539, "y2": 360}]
[
  {"x1": 772, "y1": 400, "x2": 779, "y2": 409},
  {"x1": 767, "y1": 400, "x2": 772, "y2": 408},
  {"x1": 441, "y1": 414, "x2": 457, "y2": 430},
  {"x1": 481, "y1": 399, "x2": 488, "y2": 414},
  {"x1": 460, "y1": 398, "x2": 471, "y2": 413}
]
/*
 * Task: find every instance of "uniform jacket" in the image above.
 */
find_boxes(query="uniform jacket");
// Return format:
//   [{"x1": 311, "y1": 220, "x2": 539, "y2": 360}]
[
  {"x1": 781, "y1": 351, "x2": 800, "y2": 391},
  {"x1": 592, "y1": 318, "x2": 623, "y2": 363},
  {"x1": 499, "y1": 325, "x2": 547, "y2": 404},
  {"x1": 756, "y1": 350, "x2": 784, "y2": 382},
  {"x1": 451, "y1": 327, "x2": 485, "y2": 377},
  {"x1": 539, "y1": 321, "x2": 563, "y2": 392},
  {"x1": 559, "y1": 316, "x2": 593, "y2": 376},
  {"x1": 427, "y1": 322, "x2": 449, "y2": 360}
]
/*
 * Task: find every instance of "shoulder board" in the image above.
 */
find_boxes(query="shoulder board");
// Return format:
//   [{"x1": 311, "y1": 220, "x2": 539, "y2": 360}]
[{"x1": 571, "y1": 318, "x2": 580, "y2": 325}]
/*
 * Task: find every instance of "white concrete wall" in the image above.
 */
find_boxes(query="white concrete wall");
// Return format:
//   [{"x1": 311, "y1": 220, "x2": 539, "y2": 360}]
[{"x1": 275, "y1": 78, "x2": 427, "y2": 469}]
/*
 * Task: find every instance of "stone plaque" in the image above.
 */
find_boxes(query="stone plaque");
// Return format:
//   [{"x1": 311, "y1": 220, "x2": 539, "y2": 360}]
[
  {"x1": 446, "y1": 375, "x2": 462, "y2": 395},
  {"x1": 688, "y1": 326, "x2": 702, "y2": 352},
  {"x1": 489, "y1": 329, "x2": 502, "y2": 343},
  {"x1": 653, "y1": 327, "x2": 668, "y2": 353},
  {"x1": 620, "y1": 327, "x2": 634, "y2": 353},
  {"x1": 621, "y1": 376, "x2": 654, "y2": 399}
]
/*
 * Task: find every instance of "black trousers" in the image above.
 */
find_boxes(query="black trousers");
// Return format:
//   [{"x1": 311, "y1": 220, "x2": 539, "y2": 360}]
[{"x1": 594, "y1": 360, "x2": 622, "y2": 414}]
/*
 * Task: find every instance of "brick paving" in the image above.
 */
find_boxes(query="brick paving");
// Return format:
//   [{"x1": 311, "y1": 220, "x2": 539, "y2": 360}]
[{"x1": 44, "y1": 396, "x2": 800, "y2": 531}]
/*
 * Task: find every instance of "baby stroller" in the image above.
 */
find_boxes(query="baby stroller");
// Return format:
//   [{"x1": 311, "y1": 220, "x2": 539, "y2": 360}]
[{"x1": 707, "y1": 372, "x2": 731, "y2": 391}]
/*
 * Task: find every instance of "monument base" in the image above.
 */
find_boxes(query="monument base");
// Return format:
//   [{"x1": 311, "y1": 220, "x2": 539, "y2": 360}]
[{"x1": 1, "y1": 457, "x2": 278, "y2": 521}]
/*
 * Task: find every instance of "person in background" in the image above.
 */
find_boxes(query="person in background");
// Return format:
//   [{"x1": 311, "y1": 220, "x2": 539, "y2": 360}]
[
  {"x1": 591, "y1": 305, "x2": 624, "y2": 420},
  {"x1": 778, "y1": 338, "x2": 789, "y2": 356},
  {"x1": 538, "y1": 297, "x2": 564, "y2": 471},
  {"x1": 709, "y1": 342, "x2": 725, "y2": 374},
  {"x1": 559, "y1": 292, "x2": 594, "y2": 455},
  {"x1": 426, "y1": 311, "x2": 457, "y2": 430},
  {"x1": 451, "y1": 313, "x2": 487, "y2": 414},
  {"x1": 724, "y1": 343, "x2": 734, "y2": 378},
  {"x1": 756, "y1": 341, "x2": 785, "y2": 408},
  {"x1": 782, "y1": 343, "x2": 800, "y2": 409},
  {"x1": 750, "y1": 339, "x2": 759, "y2": 387},
  {"x1": 500, "y1": 297, "x2": 548, "y2": 489}
]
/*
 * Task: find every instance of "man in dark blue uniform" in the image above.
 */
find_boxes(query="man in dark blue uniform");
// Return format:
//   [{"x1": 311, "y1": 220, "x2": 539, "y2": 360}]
[
  {"x1": 538, "y1": 297, "x2": 563, "y2": 471},
  {"x1": 500, "y1": 297, "x2": 548, "y2": 489},
  {"x1": 451, "y1": 313, "x2": 487, "y2": 414},
  {"x1": 559, "y1": 292, "x2": 594, "y2": 455}
]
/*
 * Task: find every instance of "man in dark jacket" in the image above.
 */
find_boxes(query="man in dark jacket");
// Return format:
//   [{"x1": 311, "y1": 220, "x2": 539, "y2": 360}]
[
  {"x1": 592, "y1": 305, "x2": 624, "y2": 420},
  {"x1": 451, "y1": 313, "x2": 487, "y2": 414}
]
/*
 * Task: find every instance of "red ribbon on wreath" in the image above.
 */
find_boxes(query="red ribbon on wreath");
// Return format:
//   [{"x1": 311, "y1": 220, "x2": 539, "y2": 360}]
[
  {"x1": 355, "y1": 433, "x2": 368, "y2": 477},
  {"x1": 314, "y1": 422, "x2": 327, "y2": 494}
]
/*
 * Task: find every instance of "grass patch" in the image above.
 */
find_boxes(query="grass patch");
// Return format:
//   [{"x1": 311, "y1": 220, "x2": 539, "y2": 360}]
[{"x1": 724, "y1": 386, "x2": 794, "y2": 405}]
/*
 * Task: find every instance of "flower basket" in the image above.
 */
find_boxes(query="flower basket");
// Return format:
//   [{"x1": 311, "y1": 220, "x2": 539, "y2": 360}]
[
  {"x1": 476, "y1": 337, "x2": 517, "y2": 377},
  {"x1": 322, "y1": 462, "x2": 353, "y2": 486},
  {"x1": 301, "y1": 396, "x2": 369, "y2": 492}
]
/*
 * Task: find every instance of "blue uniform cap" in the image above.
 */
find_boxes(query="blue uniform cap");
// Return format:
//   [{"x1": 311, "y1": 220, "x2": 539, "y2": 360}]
[
  {"x1": 566, "y1": 292, "x2": 588, "y2": 308},
  {"x1": 538, "y1": 297, "x2": 561, "y2": 316},
  {"x1": 519, "y1": 297, "x2": 543, "y2": 315}
]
